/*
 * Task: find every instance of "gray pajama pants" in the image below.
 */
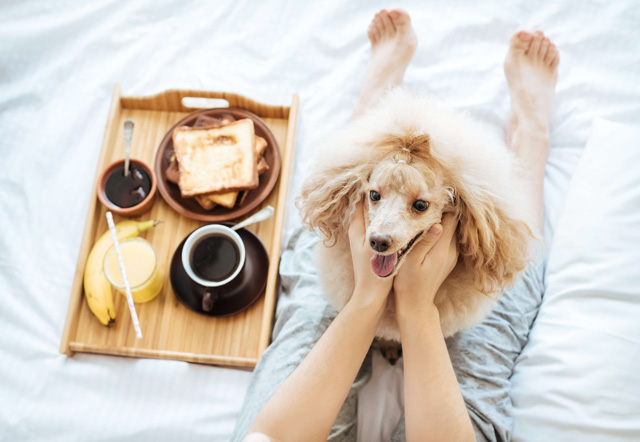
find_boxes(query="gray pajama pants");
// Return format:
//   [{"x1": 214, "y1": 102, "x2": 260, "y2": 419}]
[{"x1": 231, "y1": 227, "x2": 545, "y2": 442}]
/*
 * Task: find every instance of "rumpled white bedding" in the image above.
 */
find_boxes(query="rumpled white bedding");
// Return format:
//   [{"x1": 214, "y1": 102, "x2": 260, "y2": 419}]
[{"x1": 1, "y1": 0, "x2": 638, "y2": 440}]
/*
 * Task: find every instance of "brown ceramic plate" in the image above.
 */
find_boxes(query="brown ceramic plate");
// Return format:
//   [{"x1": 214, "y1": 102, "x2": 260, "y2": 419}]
[
  {"x1": 170, "y1": 224, "x2": 269, "y2": 317},
  {"x1": 154, "y1": 108, "x2": 281, "y2": 222}
]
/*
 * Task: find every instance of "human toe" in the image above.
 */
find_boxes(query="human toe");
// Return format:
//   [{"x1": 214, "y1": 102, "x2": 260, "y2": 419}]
[
  {"x1": 371, "y1": 11, "x2": 382, "y2": 28},
  {"x1": 544, "y1": 42, "x2": 556, "y2": 65},
  {"x1": 539, "y1": 37, "x2": 551, "y2": 59},
  {"x1": 370, "y1": 14, "x2": 383, "y2": 40},
  {"x1": 528, "y1": 31, "x2": 544, "y2": 55},
  {"x1": 388, "y1": 9, "x2": 411, "y2": 27},
  {"x1": 380, "y1": 10, "x2": 395, "y2": 35},
  {"x1": 510, "y1": 30, "x2": 533, "y2": 52},
  {"x1": 368, "y1": 25, "x2": 377, "y2": 43}
]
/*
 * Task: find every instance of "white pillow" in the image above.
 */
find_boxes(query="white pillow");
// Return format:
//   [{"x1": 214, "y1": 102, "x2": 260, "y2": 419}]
[{"x1": 510, "y1": 119, "x2": 640, "y2": 441}]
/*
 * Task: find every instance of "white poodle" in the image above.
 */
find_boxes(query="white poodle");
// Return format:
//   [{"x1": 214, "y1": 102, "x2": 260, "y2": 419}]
[{"x1": 298, "y1": 88, "x2": 536, "y2": 344}]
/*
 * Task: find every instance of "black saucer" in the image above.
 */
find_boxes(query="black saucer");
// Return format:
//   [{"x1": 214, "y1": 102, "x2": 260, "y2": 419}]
[{"x1": 170, "y1": 225, "x2": 269, "y2": 317}]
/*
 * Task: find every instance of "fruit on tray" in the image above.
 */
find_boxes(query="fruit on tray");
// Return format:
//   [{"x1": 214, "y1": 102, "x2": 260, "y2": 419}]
[{"x1": 83, "y1": 219, "x2": 160, "y2": 326}]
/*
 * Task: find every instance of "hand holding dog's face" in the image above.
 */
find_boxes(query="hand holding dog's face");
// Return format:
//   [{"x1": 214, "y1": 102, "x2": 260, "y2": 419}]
[{"x1": 392, "y1": 213, "x2": 459, "y2": 315}]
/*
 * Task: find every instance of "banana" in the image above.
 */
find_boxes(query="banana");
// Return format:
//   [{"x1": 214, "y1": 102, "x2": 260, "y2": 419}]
[{"x1": 83, "y1": 219, "x2": 160, "y2": 326}]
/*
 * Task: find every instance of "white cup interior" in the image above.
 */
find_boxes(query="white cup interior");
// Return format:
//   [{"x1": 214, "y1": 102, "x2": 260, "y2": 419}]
[{"x1": 181, "y1": 224, "x2": 246, "y2": 287}]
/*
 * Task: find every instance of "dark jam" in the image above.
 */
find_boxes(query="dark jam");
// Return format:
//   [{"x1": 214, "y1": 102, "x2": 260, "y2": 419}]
[
  {"x1": 190, "y1": 234, "x2": 240, "y2": 282},
  {"x1": 104, "y1": 165, "x2": 152, "y2": 208}
]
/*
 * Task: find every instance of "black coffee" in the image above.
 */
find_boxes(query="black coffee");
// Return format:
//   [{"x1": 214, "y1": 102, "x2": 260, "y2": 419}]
[{"x1": 190, "y1": 234, "x2": 239, "y2": 282}]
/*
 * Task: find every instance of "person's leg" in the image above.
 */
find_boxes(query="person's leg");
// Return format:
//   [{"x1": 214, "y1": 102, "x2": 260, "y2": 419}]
[
  {"x1": 352, "y1": 9, "x2": 417, "y2": 120},
  {"x1": 390, "y1": 30, "x2": 559, "y2": 442},
  {"x1": 504, "y1": 30, "x2": 559, "y2": 232}
]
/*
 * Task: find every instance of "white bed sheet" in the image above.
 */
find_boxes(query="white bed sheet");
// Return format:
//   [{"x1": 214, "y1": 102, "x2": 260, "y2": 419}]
[{"x1": 1, "y1": 0, "x2": 638, "y2": 440}]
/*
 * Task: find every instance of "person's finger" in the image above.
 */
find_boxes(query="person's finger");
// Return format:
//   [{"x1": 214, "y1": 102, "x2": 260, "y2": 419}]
[
  {"x1": 428, "y1": 213, "x2": 457, "y2": 253},
  {"x1": 440, "y1": 223, "x2": 459, "y2": 275},
  {"x1": 413, "y1": 213, "x2": 458, "y2": 264},
  {"x1": 405, "y1": 222, "x2": 442, "y2": 264},
  {"x1": 432, "y1": 213, "x2": 458, "y2": 245}
]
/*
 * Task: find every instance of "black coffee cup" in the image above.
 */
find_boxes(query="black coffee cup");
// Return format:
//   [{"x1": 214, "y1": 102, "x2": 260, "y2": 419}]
[{"x1": 181, "y1": 224, "x2": 246, "y2": 311}]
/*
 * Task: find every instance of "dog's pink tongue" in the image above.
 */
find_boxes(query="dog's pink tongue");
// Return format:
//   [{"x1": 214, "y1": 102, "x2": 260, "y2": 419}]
[{"x1": 370, "y1": 253, "x2": 397, "y2": 277}]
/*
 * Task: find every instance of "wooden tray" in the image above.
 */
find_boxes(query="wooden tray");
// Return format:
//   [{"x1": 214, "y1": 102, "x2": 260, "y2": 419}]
[{"x1": 60, "y1": 85, "x2": 299, "y2": 368}]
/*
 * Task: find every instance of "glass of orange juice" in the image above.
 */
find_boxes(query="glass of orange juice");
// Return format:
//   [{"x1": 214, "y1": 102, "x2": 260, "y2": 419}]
[{"x1": 103, "y1": 237, "x2": 163, "y2": 303}]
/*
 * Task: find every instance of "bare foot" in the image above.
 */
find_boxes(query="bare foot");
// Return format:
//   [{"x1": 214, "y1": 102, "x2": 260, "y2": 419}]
[
  {"x1": 504, "y1": 30, "x2": 560, "y2": 233},
  {"x1": 352, "y1": 9, "x2": 417, "y2": 119},
  {"x1": 504, "y1": 30, "x2": 559, "y2": 146}
]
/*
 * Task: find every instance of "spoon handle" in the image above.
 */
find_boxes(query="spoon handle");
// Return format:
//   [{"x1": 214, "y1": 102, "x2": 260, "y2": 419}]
[
  {"x1": 232, "y1": 206, "x2": 275, "y2": 231},
  {"x1": 123, "y1": 120, "x2": 134, "y2": 177}
]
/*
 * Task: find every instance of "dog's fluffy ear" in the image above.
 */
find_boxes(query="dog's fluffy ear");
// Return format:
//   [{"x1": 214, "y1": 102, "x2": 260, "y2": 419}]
[
  {"x1": 298, "y1": 162, "x2": 371, "y2": 245},
  {"x1": 456, "y1": 189, "x2": 534, "y2": 296}
]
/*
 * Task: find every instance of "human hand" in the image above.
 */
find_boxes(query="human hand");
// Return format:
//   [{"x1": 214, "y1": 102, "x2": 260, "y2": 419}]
[
  {"x1": 349, "y1": 200, "x2": 394, "y2": 304},
  {"x1": 393, "y1": 214, "x2": 459, "y2": 316}
]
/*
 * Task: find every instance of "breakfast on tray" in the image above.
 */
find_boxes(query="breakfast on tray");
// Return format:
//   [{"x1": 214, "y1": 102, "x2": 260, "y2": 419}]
[
  {"x1": 166, "y1": 114, "x2": 271, "y2": 210},
  {"x1": 65, "y1": 89, "x2": 296, "y2": 368}
]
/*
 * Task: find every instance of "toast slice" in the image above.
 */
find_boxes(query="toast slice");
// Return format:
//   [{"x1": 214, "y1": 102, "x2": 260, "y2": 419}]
[
  {"x1": 173, "y1": 119, "x2": 258, "y2": 197},
  {"x1": 204, "y1": 191, "x2": 238, "y2": 209},
  {"x1": 257, "y1": 156, "x2": 269, "y2": 174},
  {"x1": 197, "y1": 131, "x2": 270, "y2": 209},
  {"x1": 194, "y1": 195, "x2": 217, "y2": 210},
  {"x1": 255, "y1": 136, "x2": 268, "y2": 156}
]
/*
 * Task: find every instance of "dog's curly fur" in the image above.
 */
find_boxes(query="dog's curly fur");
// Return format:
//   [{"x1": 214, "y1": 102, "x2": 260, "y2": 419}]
[{"x1": 298, "y1": 88, "x2": 536, "y2": 342}]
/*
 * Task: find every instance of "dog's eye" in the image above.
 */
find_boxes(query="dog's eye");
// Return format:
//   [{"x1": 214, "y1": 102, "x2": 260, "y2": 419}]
[
  {"x1": 413, "y1": 200, "x2": 429, "y2": 212},
  {"x1": 369, "y1": 190, "x2": 381, "y2": 202}
]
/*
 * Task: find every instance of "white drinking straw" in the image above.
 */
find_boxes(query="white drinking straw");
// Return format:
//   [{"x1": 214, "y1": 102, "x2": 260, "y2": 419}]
[{"x1": 105, "y1": 211, "x2": 143, "y2": 339}]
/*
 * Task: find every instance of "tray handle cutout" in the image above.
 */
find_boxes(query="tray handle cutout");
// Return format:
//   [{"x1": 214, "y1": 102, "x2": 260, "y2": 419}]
[{"x1": 182, "y1": 97, "x2": 230, "y2": 109}]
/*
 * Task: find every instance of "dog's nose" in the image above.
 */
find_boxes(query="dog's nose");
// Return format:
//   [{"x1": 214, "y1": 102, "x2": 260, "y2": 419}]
[{"x1": 369, "y1": 234, "x2": 392, "y2": 253}]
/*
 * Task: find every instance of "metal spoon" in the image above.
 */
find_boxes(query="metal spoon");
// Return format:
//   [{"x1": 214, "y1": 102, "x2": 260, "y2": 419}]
[
  {"x1": 123, "y1": 120, "x2": 134, "y2": 177},
  {"x1": 232, "y1": 206, "x2": 275, "y2": 231}
]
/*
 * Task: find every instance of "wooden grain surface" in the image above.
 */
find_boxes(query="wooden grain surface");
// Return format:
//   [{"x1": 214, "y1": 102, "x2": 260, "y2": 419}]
[{"x1": 60, "y1": 86, "x2": 299, "y2": 368}]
